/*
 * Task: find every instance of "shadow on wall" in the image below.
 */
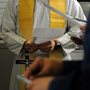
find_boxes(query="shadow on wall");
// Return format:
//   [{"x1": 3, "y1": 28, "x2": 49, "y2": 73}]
[{"x1": 0, "y1": 44, "x2": 15, "y2": 90}]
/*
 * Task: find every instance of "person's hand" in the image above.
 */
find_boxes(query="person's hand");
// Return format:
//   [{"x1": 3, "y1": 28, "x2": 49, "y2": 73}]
[
  {"x1": 26, "y1": 77, "x2": 54, "y2": 90},
  {"x1": 24, "y1": 40, "x2": 37, "y2": 53},
  {"x1": 24, "y1": 40, "x2": 57, "y2": 53},
  {"x1": 23, "y1": 57, "x2": 62, "y2": 79},
  {"x1": 71, "y1": 25, "x2": 86, "y2": 45},
  {"x1": 39, "y1": 40, "x2": 56, "y2": 52},
  {"x1": 80, "y1": 25, "x2": 86, "y2": 33},
  {"x1": 80, "y1": 25, "x2": 86, "y2": 40},
  {"x1": 71, "y1": 37, "x2": 83, "y2": 45}
]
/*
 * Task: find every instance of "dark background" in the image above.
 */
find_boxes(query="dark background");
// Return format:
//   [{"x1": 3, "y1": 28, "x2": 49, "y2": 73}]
[{"x1": 78, "y1": 0, "x2": 90, "y2": 1}]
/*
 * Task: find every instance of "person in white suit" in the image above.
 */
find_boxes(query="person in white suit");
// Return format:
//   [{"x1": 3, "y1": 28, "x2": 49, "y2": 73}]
[{"x1": 0, "y1": 0, "x2": 86, "y2": 90}]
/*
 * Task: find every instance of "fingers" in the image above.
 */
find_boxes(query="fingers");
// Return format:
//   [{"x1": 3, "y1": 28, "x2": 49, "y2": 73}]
[
  {"x1": 80, "y1": 25, "x2": 86, "y2": 36},
  {"x1": 40, "y1": 45, "x2": 52, "y2": 52},
  {"x1": 24, "y1": 42, "x2": 38, "y2": 53},
  {"x1": 26, "y1": 83, "x2": 33, "y2": 90},
  {"x1": 80, "y1": 25, "x2": 86, "y2": 31},
  {"x1": 36, "y1": 65, "x2": 51, "y2": 77},
  {"x1": 30, "y1": 46, "x2": 38, "y2": 53},
  {"x1": 24, "y1": 58, "x2": 43, "y2": 78},
  {"x1": 26, "y1": 79, "x2": 39, "y2": 90},
  {"x1": 39, "y1": 41, "x2": 51, "y2": 46},
  {"x1": 50, "y1": 40, "x2": 56, "y2": 50},
  {"x1": 26, "y1": 77, "x2": 54, "y2": 90},
  {"x1": 26, "y1": 80, "x2": 38, "y2": 90},
  {"x1": 35, "y1": 59, "x2": 51, "y2": 77},
  {"x1": 24, "y1": 41, "x2": 55, "y2": 53},
  {"x1": 25, "y1": 43, "x2": 37, "y2": 48},
  {"x1": 24, "y1": 58, "x2": 51, "y2": 78},
  {"x1": 40, "y1": 40, "x2": 56, "y2": 52},
  {"x1": 23, "y1": 61, "x2": 38, "y2": 78},
  {"x1": 39, "y1": 41, "x2": 52, "y2": 52}
]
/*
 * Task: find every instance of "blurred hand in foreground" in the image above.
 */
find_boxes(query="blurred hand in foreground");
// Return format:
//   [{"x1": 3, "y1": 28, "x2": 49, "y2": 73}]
[
  {"x1": 23, "y1": 57, "x2": 62, "y2": 79},
  {"x1": 26, "y1": 77, "x2": 54, "y2": 90}
]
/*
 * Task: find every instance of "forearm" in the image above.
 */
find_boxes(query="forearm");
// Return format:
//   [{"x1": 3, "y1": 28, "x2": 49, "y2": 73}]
[
  {"x1": 56, "y1": 33, "x2": 76, "y2": 55},
  {"x1": 2, "y1": 32, "x2": 26, "y2": 55},
  {"x1": 1, "y1": 0, "x2": 26, "y2": 55}
]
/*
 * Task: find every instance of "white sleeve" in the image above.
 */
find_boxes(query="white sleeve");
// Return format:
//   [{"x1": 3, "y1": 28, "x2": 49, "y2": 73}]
[
  {"x1": 68, "y1": 0, "x2": 86, "y2": 27},
  {"x1": 56, "y1": 0, "x2": 86, "y2": 55},
  {"x1": 1, "y1": 0, "x2": 26, "y2": 55}
]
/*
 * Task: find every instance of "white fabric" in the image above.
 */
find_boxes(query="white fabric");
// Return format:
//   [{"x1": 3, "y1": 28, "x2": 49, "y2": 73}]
[
  {"x1": 0, "y1": 0, "x2": 86, "y2": 90},
  {"x1": 0, "y1": 0, "x2": 86, "y2": 56}
]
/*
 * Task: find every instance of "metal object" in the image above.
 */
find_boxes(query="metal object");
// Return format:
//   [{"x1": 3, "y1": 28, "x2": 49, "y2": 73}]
[{"x1": 16, "y1": 48, "x2": 33, "y2": 69}]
